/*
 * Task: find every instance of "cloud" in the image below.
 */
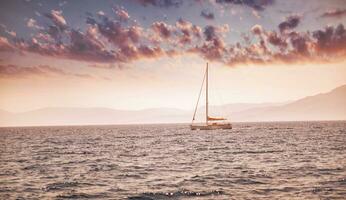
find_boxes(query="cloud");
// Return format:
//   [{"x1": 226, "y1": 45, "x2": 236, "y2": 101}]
[
  {"x1": 44, "y1": 10, "x2": 67, "y2": 30},
  {"x1": 189, "y1": 23, "x2": 346, "y2": 67},
  {"x1": 321, "y1": 9, "x2": 346, "y2": 18},
  {"x1": 175, "y1": 19, "x2": 202, "y2": 45},
  {"x1": 13, "y1": 24, "x2": 119, "y2": 64},
  {"x1": 0, "y1": 24, "x2": 17, "y2": 37},
  {"x1": 151, "y1": 21, "x2": 173, "y2": 40},
  {"x1": 312, "y1": 24, "x2": 346, "y2": 56},
  {"x1": 132, "y1": 0, "x2": 183, "y2": 8},
  {"x1": 86, "y1": 15, "x2": 143, "y2": 49},
  {"x1": 1, "y1": 7, "x2": 346, "y2": 69},
  {"x1": 0, "y1": 36, "x2": 15, "y2": 52},
  {"x1": 67, "y1": 29, "x2": 118, "y2": 63},
  {"x1": 201, "y1": 10, "x2": 215, "y2": 20},
  {"x1": 224, "y1": 23, "x2": 346, "y2": 66},
  {"x1": 0, "y1": 64, "x2": 93, "y2": 79},
  {"x1": 59, "y1": 1, "x2": 67, "y2": 7},
  {"x1": 265, "y1": 31, "x2": 287, "y2": 50},
  {"x1": 7, "y1": 31, "x2": 16, "y2": 37},
  {"x1": 97, "y1": 10, "x2": 105, "y2": 16},
  {"x1": 1, "y1": 10, "x2": 178, "y2": 65},
  {"x1": 112, "y1": 6, "x2": 130, "y2": 21},
  {"x1": 189, "y1": 24, "x2": 229, "y2": 61},
  {"x1": 203, "y1": 24, "x2": 229, "y2": 41},
  {"x1": 278, "y1": 14, "x2": 301, "y2": 32},
  {"x1": 84, "y1": 14, "x2": 169, "y2": 63},
  {"x1": 289, "y1": 31, "x2": 310, "y2": 56},
  {"x1": 215, "y1": 0, "x2": 275, "y2": 11},
  {"x1": 204, "y1": 25, "x2": 218, "y2": 41},
  {"x1": 251, "y1": 24, "x2": 263, "y2": 35},
  {"x1": 27, "y1": 18, "x2": 44, "y2": 30}
]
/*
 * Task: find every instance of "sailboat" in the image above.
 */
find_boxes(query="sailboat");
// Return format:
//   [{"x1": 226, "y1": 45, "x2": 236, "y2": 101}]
[{"x1": 190, "y1": 62, "x2": 232, "y2": 130}]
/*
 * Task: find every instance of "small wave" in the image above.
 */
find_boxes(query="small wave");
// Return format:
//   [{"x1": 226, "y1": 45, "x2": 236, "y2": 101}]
[
  {"x1": 253, "y1": 187, "x2": 297, "y2": 194},
  {"x1": 128, "y1": 190, "x2": 224, "y2": 199},
  {"x1": 56, "y1": 192, "x2": 107, "y2": 199},
  {"x1": 230, "y1": 150, "x2": 284, "y2": 154},
  {"x1": 118, "y1": 153, "x2": 149, "y2": 158},
  {"x1": 23, "y1": 164, "x2": 40, "y2": 170},
  {"x1": 0, "y1": 170, "x2": 17, "y2": 176},
  {"x1": 0, "y1": 187, "x2": 14, "y2": 192},
  {"x1": 319, "y1": 178, "x2": 346, "y2": 186},
  {"x1": 44, "y1": 181, "x2": 79, "y2": 191},
  {"x1": 15, "y1": 159, "x2": 27, "y2": 163},
  {"x1": 88, "y1": 163, "x2": 118, "y2": 172},
  {"x1": 120, "y1": 173, "x2": 144, "y2": 179},
  {"x1": 43, "y1": 181, "x2": 93, "y2": 192},
  {"x1": 233, "y1": 178, "x2": 266, "y2": 185},
  {"x1": 56, "y1": 151, "x2": 93, "y2": 155},
  {"x1": 318, "y1": 167, "x2": 343, "y2": 172}
]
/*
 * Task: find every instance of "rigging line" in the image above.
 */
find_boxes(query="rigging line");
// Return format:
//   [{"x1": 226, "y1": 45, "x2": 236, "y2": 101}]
[{"x1": 192, "y1": 67, "x2": 207, "y2": 123}]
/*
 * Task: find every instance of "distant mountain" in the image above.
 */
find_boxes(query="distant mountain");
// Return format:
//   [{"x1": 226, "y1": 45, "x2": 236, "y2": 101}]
[
  {"x1": 0, "y1": 107, "x2": 191, "y2": 126},
  {"x1": 0, "y1": 85, "x2": 345, "y2": 126},
  {"x1": 230, "y1": 85, "x2": 346, "y2": 122},
  {"x1": 208, "y1": 102, "x2": 288, "y2": 113}
]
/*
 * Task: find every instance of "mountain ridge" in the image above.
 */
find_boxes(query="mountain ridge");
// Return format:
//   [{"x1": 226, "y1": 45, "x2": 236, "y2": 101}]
[{"x1": 1, "y1": 84, "x2": 345, "y2": 126}]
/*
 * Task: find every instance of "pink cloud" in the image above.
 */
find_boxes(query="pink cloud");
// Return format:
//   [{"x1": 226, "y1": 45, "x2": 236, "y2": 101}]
[
  {"x1": 321, "y1": 9, "x2": 346, "y2": 18},
  {"x1": 0, "y1": 64, "x2": 93, "y2": 79},
  {"x1": 44, "y1": 10, "x2": 67, "y2": 30}
]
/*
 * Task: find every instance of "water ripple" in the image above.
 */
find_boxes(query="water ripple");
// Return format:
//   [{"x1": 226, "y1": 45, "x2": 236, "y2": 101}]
[{"x1": 0, "y1": 121, "x2": 345, "y2": 199}]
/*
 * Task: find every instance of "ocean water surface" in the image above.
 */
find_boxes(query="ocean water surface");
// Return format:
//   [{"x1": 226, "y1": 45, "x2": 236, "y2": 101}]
[{"x1": 0, "y1": 121, "x2": 345, "y2": 199}]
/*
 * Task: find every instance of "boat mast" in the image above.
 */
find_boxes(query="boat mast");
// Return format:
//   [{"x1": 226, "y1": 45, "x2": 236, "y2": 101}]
[{"x1": 206, "y1": 62, "x2": 208, "y2": 125}]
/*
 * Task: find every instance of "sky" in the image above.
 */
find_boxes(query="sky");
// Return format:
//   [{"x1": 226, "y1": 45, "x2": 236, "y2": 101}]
[{"x1": 0, "y1": 0, "x2": 346, "y2": 112}]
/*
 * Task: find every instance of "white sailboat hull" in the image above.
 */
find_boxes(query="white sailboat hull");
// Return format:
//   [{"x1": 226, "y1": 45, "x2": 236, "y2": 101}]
[{"x1": 190, "y1": 123, "x2": 232, "y2": 130}]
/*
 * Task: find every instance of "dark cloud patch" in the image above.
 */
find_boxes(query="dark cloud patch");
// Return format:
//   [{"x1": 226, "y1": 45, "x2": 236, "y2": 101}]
[
  {"x1": 190, "y1": 24, "x2": 229, "y2": 61},
  {"x1": 203, "y1": 25, "x2": 228, "y2": 41},
  {"x1": 201, "y1": 10, "x2": 215, "y2": 20},
  {"x1": 278, "y1": 14, "x2": 301, "y2": 32},
  {"x1": 313, "y1": 24, "x2": 346, "y2": 55},
  {"x1": 46, "y1": 25, "x2": 61, "y2": 41},
  {"x1": 87, "y1": 15, "x2": 143, "y2": 49},
  {"x1": 175, "y1": 19, "x2": 202, "y2": 45},
  {"x1": 151, "y1": 21, "x2": 172, "y2": 40},
  {"x1": 289, "y1": 32, "x2": 310, "y2": 56},
  {"x1": 215, "y1": 0, "x2": 275, "y2": 11},
  {"x1": 190, "y1": 38, "x2": 227, "y2": 61},
  {"x1": 67, "y1": 29, "x2": 118, "y2": 63},
  {"x1": 266, "y1": 31, "x2": 287, "y2": 50},
  {"x1": 132, "y1": 0, "x2": 183, "y2": 8},
  {"x1": 321, "y1": 9, "x2": 346, "y2": 18},
  {"x1": 204, "y1": 25, "x2": 218, "y2": 41}
]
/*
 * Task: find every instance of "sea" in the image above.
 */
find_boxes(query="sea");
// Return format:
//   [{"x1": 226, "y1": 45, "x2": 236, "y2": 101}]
[{"x1": 0, "y1": 121, "x2": 345, "y2": 200}]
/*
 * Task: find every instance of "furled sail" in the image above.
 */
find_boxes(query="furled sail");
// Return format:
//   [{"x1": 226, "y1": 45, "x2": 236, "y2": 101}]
[{"x1": 208, "y1": 116, "x2": 226, "y2": 121}]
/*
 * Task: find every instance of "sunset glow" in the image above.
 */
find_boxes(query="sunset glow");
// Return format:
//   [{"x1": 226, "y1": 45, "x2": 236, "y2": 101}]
[{"x1": 0, "y1": 0, "x2": 346, "y2": 113}]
